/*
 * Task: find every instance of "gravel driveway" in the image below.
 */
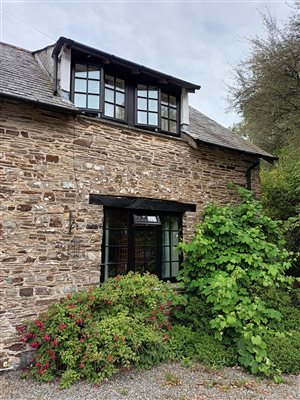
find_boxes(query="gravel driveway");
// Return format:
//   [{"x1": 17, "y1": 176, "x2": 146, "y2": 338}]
[{"x1": 1, "y1": 362, "x2": 299, "y2": 400}]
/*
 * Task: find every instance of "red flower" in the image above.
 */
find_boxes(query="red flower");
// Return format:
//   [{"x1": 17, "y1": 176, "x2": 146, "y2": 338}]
[
  {"x1": 30, "y1": 341, "x2": 40, "y2": 349},
  {"x1": 76, "y1": 318, "x2": 82, "y2": 325},
  {"x1": 51, "y1": 339, "x2": 58, "y2": 347},
  {"x1": 166, "y1": 324, "x2": 171, "y2": 331},
  {"x1": 69, "y1": 303, "x2": 75, "y2": 309},
  {"x1": 80, "y1": 337, "x2": 84, "y2": 343},
  {"x1": 88, "y1": 295, "x2": 95, "y2": 301},
  {"x1": 67, "y1": 293, "x2": 72, "y2": 299},
  {"x1": 113, "y1": 335, "x2": 118, "y2": 341},
  {"x1": 51, "y1": 354, "x2": 56, "y2": 361},
  {"x1": 116, "y1": 275, "x2": 121, "y2": 282},
  {"x1": 44, "y1": 362, "x2": 50, "y2": 369},
  {"x1": 107, "y1": 354, "x2": 113, "y2": 363},
  {"x1": 159, "y1": 305, "x2": 165, "y2": 310},
  {"x1": 107, "y1": 300, "x2": 112, "y2": 305},
  {"x1": 71, "y1": 313, "x2": 75, "y2": 318},
  {"x1": 116, "y1": 285, "x2": 120, "y2": 289},
  {"x1": 59, "y1": 323, "x2": 67, "y2": 331},
  {"x1": 39, "y1": 368, "x2": 45, "y2": 375},
  {"x1": 34, "y1": 320, "x2": 44, "y2": 329},
  {"x1": 16, "y1": 325, "x2": 25, "y2": 333},
  {"x1": 79, "y1": 362, "x2": 85, "y2": 369},
  {"x1": 35, "y1": 362, "x2": 41, "y2": 367},
  {"x1": 43, "y1": 334, "x2": 51, "y2": 341}
]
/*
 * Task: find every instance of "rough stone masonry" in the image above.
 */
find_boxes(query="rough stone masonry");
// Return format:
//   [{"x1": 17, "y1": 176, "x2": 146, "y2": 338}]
[{"x1": 0, "y1": 99, "x2": 260, "y2": 368}]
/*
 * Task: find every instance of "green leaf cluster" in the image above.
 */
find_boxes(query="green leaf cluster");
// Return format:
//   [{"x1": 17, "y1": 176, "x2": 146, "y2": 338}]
[{"x1": 178, "y1": 187, "x2": 293, "y2": 377}]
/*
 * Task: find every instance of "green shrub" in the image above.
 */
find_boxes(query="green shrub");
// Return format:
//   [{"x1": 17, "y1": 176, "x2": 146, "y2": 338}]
[
  {"x1": 167, "y1": 325, "x2": 237, "y2": 368},
  {"x1": 178, "y1": 187, "x2": 293, "y2": 377},
  {"x1": 265, "y1": 331, "x2": 300, "y2": 374},
  {"x1": 19, "y1": 273, "x2": 181, "y2": 388}
]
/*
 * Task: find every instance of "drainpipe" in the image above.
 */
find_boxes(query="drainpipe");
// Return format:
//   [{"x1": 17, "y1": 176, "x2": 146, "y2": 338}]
[{"x1": 246, "y1": 158, "x2": 260, "y2": 191}]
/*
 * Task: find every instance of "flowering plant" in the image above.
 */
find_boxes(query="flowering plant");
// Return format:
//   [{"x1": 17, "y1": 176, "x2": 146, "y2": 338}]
[{"x1": 19, "y1": 272, "x2": 181, "y2": 388}]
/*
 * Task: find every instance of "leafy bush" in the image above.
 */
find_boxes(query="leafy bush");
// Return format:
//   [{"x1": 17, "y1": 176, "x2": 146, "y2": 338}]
[
  {"x1": 167, "y1": 325, "x2": 237, "y2": 368},
  {"x1": 19, "y1": 273, "x2": 180, "y2": 388},
  {"x1": 178, "y1": 187, "x2": 293, "y2": 377},
  {"x1": 265, "y1": 332, "x2": 300, "y2": 374}
]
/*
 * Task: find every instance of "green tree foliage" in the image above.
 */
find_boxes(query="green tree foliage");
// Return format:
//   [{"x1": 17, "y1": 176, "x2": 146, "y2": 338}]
[
  {"x1": 228, "y1": 4, "x2": 300, "y2": 275},
  {"x1": 178, "y1": 188, "x2": 293, "y2": 378},
  {"x1": 260, "y1": 147, "x2": 300, "y2": 275},
  {"x1": 228, "y1": 6, "x2": 300, "y2": 154}
]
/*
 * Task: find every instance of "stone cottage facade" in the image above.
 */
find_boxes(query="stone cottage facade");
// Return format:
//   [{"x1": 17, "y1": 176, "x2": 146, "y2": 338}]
[{"x1": 0, "y1": 38, "x2": 275, "y2": 368}]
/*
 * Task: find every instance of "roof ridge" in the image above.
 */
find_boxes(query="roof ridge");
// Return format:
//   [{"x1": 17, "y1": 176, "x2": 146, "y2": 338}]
[{"x1": 0, "y1": 41, "x2": 32, "y2": 54}]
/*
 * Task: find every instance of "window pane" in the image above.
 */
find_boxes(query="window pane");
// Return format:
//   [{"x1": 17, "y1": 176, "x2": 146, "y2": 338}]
[
  {"x1": 106, "y1": 210, "x2": 128, "y2": 228},
  {"x1": 88, "y1": 80, "x2": 100, "y2": 94},
  {"x1": 148, "y1": 112, "x2": 158, "y2": 125},
  {"x1": 137, "y1": 98, "x2": 147, "y2": 110},
  {"x1": 162, "y1": 262, "x2": 170, "y2": 278},
  {"x1": 169, "y1": 107, "x2": 177, "y2": 121},
  {"x1": 148, "y1": 87, "x2": 158, "y2": 99},
  {"x1": 104, "y1": 103, "x2": 114, "y2": 117},
  {"x1": 169, "y1": 95, "x2": 177, "y2": 106},
  {"x1": 149, "y1": 99, "x2": 158, "y2": 112},
  {"x1": 137, "y1": 111, "x2": 147, "y2": 124},
  {"x1": 170, "y1": 120, "x2": 177, "y2": 133},
  {"x1": 105, "y1": 88, "x2": 114, "y2": 103},
  {"x1": 161, "y1": 105, "x2": 168, "y2": 118},
  {"x1": 161, "y1": 93, "x2": 168, "y2": 105},
  {"x1": 75, "y1": 79, "x2": 87, "y2": 93},
  {"x1": 105, "y1": 75, "x2": 115, "y2": 89},
  {"x1": 88, "y1": 67, "x2": 100, "y2": 79},
  {"x1": 115, "y1": 106, "x2": 125, "y2": 120},
  {"x1": 137, "y1": 85, "x2": 147, "y2": 97},
  {"x1": 161, "y1": 118, "x2": 168, "y2": 131},
  {"x1": 116, "y1": 92, "x2": 125, "y2": 106},
  {"x1": 74, "y1": 93, "x2": 86, "y2": 108},
  {"x1": 75, "y1": 64, "x2": 87, "y2": 78},
  {"x1": 171, "y1": 261, "x2": 179, "y2": 277},
  {"x1": 88, "y1": 95, "x2": 99, "y2": 109},
  {"x1": 116, "y1": 78, "x2": 125, "y2": 91},
  {"x1": 170, "y1": 216, "x2": 179, "y2": 230}
]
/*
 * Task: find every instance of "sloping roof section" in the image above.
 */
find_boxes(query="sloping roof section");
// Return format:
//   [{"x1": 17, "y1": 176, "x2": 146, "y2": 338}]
[
  {"x1": 188, "y1": 107, "x2": 276, "y2": 161},
  {"x1": 0, "y1": 42, "x2": 77, "y2": 112}
]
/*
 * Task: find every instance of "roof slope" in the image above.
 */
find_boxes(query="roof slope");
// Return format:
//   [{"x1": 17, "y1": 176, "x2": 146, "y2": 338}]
[
  {"x1": 189, "y1": 107, "x2": 275, "y2": 160},
  {"x1": 0, "y1": 42, "x2": 77, "y2": 112}
]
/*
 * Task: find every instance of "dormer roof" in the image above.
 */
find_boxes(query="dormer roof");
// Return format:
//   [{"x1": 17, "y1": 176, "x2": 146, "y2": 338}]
[{"x1": 51, "y1": 36, "x2": 201, "y2": 93}]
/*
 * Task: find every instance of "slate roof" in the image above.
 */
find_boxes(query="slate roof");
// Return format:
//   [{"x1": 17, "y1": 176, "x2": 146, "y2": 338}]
[
  {"x1": 0, "y1": 40, "x2": 275, "y2": 160},
  {"x1": 0, "y1": 42, "x2": 77, "y2": 112},
  {"x1": 188, "y1": 107, "x2": 275, "y2": 160}
]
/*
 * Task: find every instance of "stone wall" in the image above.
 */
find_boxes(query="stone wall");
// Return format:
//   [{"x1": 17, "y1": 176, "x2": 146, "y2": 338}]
[{"x1": 0, "y1": 99, "x2": 259, "y2": 368}]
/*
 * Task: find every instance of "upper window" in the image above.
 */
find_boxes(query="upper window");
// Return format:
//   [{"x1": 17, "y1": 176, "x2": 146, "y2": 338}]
[
  {"x1": 71, "y1": 61, "x2": 179, "y2": 135},
  {"x1": 161, "y1": 93, "x2": 178, "y2": 133},
  {"x1": 104, "y1": 75, "x2": 126, "y2": 121},
  {"x1": 136, "y1": 85, "x2": 159, "y2": 126},
  {"x1": 74, "y1": 64, "x2": 101, "y2": 110}
]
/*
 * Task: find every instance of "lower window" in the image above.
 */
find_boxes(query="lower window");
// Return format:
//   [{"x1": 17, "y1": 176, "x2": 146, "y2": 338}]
[{"x1": 102, "y1": 208, "x2": 182, "y2": 281}]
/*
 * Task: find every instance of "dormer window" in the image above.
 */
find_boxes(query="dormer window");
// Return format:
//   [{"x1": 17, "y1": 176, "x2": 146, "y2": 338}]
[
  {"x1": 74, "y1": 64, "x2": 101, "y2": 110},
  {"x1": 71, "y1": 58, "x2": 181, "y2": 135},
  {"x1": 161, "y1": 93, "x2": 178, "y2": 133},
  {"x1": 104, "y1": 74, "x2": 126, "y2": 120},
  {"x1": 137, "y1": 85, "x2": 159, "y2": 126}
]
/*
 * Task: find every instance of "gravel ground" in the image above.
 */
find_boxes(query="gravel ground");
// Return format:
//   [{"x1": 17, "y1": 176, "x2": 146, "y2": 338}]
[{"x1": 1, "y1": 362, "x2": 299, "y2": 400}]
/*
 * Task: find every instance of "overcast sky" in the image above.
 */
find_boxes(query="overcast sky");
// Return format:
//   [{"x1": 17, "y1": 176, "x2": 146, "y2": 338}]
[{"x1": 0, "y1": 1, "x2": 296, "y2": 127}]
